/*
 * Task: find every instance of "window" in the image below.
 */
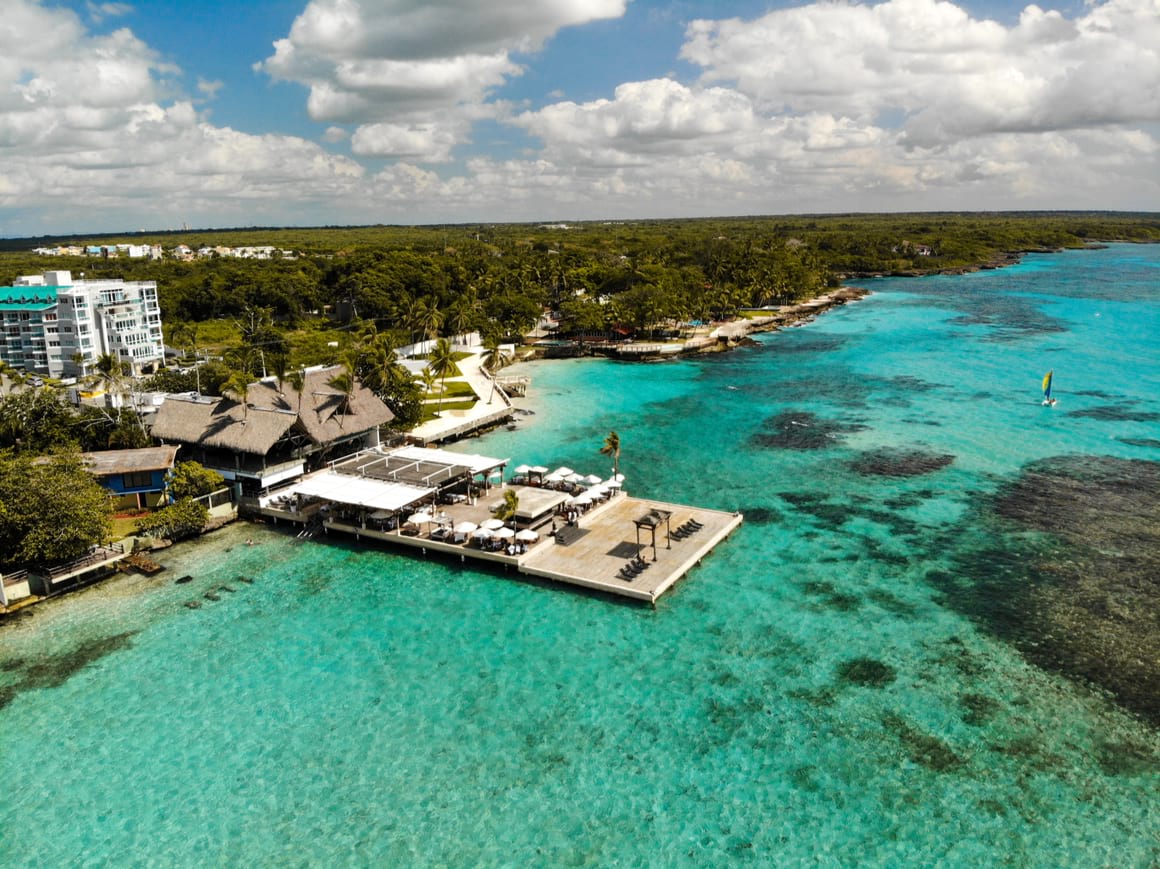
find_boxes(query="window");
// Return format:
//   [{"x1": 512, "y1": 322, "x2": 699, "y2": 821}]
[{"x1": 122, "y1": 471, "x2": 154, "y2": 489}]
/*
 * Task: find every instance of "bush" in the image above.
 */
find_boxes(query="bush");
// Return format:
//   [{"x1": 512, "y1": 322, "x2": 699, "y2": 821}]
[{"x1": 135, "y1": 498, "x2": 209, "y2": 541}]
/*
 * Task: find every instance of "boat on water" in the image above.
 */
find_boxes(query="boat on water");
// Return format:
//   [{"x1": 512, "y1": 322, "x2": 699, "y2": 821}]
[{"x1": 1042, "y1": 370, "x2": 1057, "y2": 406}]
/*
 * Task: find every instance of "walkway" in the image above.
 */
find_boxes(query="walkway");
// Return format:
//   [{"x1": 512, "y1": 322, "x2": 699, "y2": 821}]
[{"x1": 409, "y1": 349, "x2": 514, "y2": 445}]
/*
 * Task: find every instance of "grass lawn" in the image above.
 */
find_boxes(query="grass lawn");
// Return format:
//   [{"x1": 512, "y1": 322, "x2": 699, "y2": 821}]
[{"x1": 418, "y1": 398, "x2": 478, "y2": 423}]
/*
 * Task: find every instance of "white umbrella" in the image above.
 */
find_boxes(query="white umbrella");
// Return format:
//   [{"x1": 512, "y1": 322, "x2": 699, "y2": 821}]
[
  {"x1": 582, "y1": 474, "x2": 603, "y2": 485},
  {"x1": 566, "y1": 473, "x2": 585, "y2": 484},
  {"x1": 553, "y1": 466, "x2": 574, "y2": 477},
  {"x1": 407, "y1": 510, "x2": 433, "y2": 525},
  {"x1": 529, "y1": 465, "x2": 549, "y2": 474},
  {"x1": 613, "y1": 473, "x2": 625, "y2": 482},
  {"x1": 545, "y1": 472, "x2": 564, "y2": 484},
  {"x1": 472, "y1": 528, "x2": 493, "y2": 540},
  {"x1": 488, "y1": 468, "x2": 503, "y2": 479},
  {"x1": 514, "y1": 464, "x2": 532, "y2": 474},
  {"x1": 572, "y1": 492, "x2": 593, "y2": 505},
  {"x1": 493, "y1": 527, "x2": 515, "y2": 539},
  {"x1": 454, "y1": 521, "x2": 478, "y2": 534},
  {"x1": 481, "y1": 518, "x2": 505, "y2": 530},
  {"x1": 604, "y1": 478, "x2": 622, "y2": 488},
  {"x1": 515, "y1": 529, "x2": 539, "y2": 542},
  {"x1": 588, "y1": 485, "x2": 608, "y2": 497}
]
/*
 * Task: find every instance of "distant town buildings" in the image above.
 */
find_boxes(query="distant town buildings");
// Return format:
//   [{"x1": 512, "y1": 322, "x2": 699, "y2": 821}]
[
  {"x1": 34, "y1": 243, "x2": 296, "y2": 261},
  {"x1": 0, "y1": 270, "x2": 164, "y2": 378}
]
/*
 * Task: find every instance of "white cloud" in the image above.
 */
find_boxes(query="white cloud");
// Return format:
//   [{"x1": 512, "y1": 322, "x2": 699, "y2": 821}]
[
  {"x1": 0, "y1": 1, "x2": 364, "y2": 233},
  {"x1": 351, "y1": 119, "x2": 467, "y2": 161},
  {"x1": 258, "y1": 0, "x2": 628, "y2": 158},
  {"x1": 680, "y1": 0, "x2": 1160, "y2": 147}
]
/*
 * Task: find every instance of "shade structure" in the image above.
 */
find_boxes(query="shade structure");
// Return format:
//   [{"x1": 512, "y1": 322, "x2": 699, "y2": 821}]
[
  {"x1": 515, "y1": 529, "x2": 539, "y2": 542},
  {"x1": 471, "y1": 528, "x2": 493, "y2": 540},
  {"x1": 529, "y1": 465, "x2": 549, "y2": 474},
  {"x1": 572, "y1": 492, "x2": 593, "y2": 505},
  {"x1": 566, "y1": 473, "x2": 585, "y2": 484},
  {"x1": 587, "y1": 485, "x2": 608, "y2": 497},
  {"x1": 481, "y1": 518, "x2": 505, "y2": 530},
  {"x1": 514, "y1": 464, "x2": 532, "y2": 474},
  {"x1": 488, "y1": 468, "x2": 503, "y2": 478},
  {"x1": 454, "y1": 521, "x2": 478, "y2": 534},
  {"x1": 493, "y1": 527, "x2": 515, "y2": 539},
  {"x1": 553, "y1": 466, "x2": 574, "y2": 477},
  {"x1": 604, "y1": 478, "x2": 622, "y2": 488},
  {"x1": 407, "y1": 511, "x2": 434, "y2": 525},
  {"x1": 545, "y1": 473, "x2": 564, "y2": 484},
  {"x1": 368, "y1": 509, "x2": 393, "y2": 520},
  {"x1": 612, "y1": 473, "x2": 625, "y2": 482},
  {"x1": 582, "y1": 474, "x2": 603, "y2": 485}
]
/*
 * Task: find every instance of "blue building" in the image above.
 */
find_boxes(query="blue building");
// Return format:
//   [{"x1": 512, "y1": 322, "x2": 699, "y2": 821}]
[{"x1": 83, "y1": 445, "x2": 178, "y2": 511}]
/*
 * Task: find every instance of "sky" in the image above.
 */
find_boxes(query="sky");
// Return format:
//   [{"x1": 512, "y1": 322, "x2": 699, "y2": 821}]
[{"x1": 1, "y1": 0, "x2": 1157, "y2": 237}]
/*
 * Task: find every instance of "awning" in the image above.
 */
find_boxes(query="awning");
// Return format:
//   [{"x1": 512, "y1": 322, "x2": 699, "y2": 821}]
[{"x1": 284, "y1": 473, "x2": 434, "y2": 513}]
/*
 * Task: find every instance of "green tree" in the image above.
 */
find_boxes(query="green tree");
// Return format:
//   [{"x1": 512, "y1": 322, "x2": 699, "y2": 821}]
[
  {"x1": 426, "y1": 338, "x2": 457, "y2": 411},
  {"x1": 169, "y1": 461, "x2": 225, "y2": 500},
  {"x1": 600, "y1": 430, "x2": 621, "y2": 479},
  {"x1": 480, "y1": 336, "x2": 506, "y2": 404},
  {"x1": 327, "y1": 361, "x2": 356, "y2": 428},
  {"x1": 0, "y1": 388, "x2": 77, "y2": 452},
  {"x1": 0, "y1": 451, "x2": 113, "y2": 568},
  {"x1": 494, "y1": 488, "x2": 519, "y2": 525},
  {"x1": 221, "y1": 371, "x2": 251, "y2": 417},
  {"x1": 135, "y1": 498, "x2": 209, "y2": 542}
]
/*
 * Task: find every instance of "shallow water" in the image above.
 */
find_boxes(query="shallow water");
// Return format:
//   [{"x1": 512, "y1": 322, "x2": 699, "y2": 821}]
[{"x1": 2, "y1": 245, "x2": 1158, "y2": 866}]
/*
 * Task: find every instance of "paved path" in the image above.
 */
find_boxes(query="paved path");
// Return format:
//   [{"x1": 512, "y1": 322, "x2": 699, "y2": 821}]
[{"x1": 409, "y1": 349, "x2": 514, "y2": 444}]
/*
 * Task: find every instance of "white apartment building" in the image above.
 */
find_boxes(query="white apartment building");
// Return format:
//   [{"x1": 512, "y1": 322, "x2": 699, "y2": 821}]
[{"x1": 0, "y1": 271, "x2": 164, "y2": 378}]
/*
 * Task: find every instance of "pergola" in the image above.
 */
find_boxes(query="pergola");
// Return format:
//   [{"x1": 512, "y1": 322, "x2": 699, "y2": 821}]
[{"x1": 633, "y1": 508, "x2": 673, "y2": 562}]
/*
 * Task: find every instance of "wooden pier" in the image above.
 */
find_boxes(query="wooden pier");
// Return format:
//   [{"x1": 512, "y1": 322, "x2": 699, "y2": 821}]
[{"x1": 263, "y1": 485, "x2": 741, "y2": 604}]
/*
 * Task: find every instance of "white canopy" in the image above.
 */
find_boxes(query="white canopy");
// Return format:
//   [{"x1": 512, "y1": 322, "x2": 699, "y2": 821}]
[
  {"x1": 515, "y1": 529, "x2": 539, "y2": 542},
  {"x1": 493, "y1": 527, "x2": 515, "y2": 539},
  {"x1": 283, "y1": 473, "x2": 433, "y2": 513},
  {"x1": 481, "y1": 518, "x2": 505, "y2": 530},
  {"x1": 529, "y1": 465, "x2": 549, "y2": 474},
  {"x1": 572, "y1": 493, "x2": 593, "y2": 505},
  {"x1": 407, "y1": 511, "x2": 434, "y2": 525},
  {"x1": 604, "y1": 478, "x2": 623, "y2": 488},
  {"x1": 514, "y1": 464, "x2": 532, "y2": 474},
  {"x1": 454, "y1": 521, "x2": 478, "y2": 534},
  {"x1": 566, "y1": 473, "x2": 585, "y2": 484},
  {"x1": 553, "y1": 466, "x2": 574, "y2": 477},
  {"x1": 472, "y1": 528, "x2": 493, "y2": 540},
  {"x1": 582, "y1": 474, "x2": 603, "y2": 485}
]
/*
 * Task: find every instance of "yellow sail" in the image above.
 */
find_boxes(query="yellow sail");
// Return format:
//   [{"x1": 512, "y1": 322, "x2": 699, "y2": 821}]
[{"x1": 1042, "y1": 370, "x2": 1053, "y2": 399}]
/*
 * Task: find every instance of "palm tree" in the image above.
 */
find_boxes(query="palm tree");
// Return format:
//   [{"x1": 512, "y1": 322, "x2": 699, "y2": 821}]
[
  {"x1": 285, "y1": 368, "x2": 306, "y2": 415},
  {"x1": 426, "y1": 337, "x2": 456, "y2": 412},
  {"x1": 600, "y1": 430, "x2": 621, "y2": 479},
  {"x1": 494, "y1": 488, "x2": 520, "y2": 526},
  {"x1": 221, "y1": 371, "x2": 251, "y2": 418},
  {"x1": 480, "y1": 336, "x2": 505, "y2": 404},
  {"x1": 327, "y1": 361, "x2": 356, "y2": 428}
]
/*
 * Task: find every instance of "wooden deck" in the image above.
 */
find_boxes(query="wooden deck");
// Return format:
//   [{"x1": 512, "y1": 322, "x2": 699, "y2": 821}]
[{"x1": 273, "y1": 487, "x2": 741, "y2": 604}]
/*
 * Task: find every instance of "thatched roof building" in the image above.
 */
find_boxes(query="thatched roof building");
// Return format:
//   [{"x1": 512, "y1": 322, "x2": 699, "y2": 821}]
[{"x1": 150, "y1": 366, "x2": 395, "y2": 493}]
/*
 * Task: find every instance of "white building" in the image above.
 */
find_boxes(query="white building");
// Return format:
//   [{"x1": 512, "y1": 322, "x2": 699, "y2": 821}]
[{"x1": 0, "y1": 270, "x2": 164, "y2": 378}]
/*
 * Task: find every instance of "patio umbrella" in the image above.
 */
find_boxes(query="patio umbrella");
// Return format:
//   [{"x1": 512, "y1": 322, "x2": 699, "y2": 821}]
[
  {"x1": 553, "y1": 466, "x2": 574, "y2": 477},
  {"x1": 588, "y1": 485, "x2": 608, "y2": 497},
  {"x1": 493, "y1": 527, "x2": 515, "y2": 539},
  {"x1": 407, "y1": 510, "x2": 434, "y2": 525},
  {"x1": 481, "y1": 518, "x2": 505, "y2": 530},
  {"x1": 573, "y1": 492, "x2": 593, "y2": 505},
  {"x1": 566, "y1": 473, "x2": 585, "y2": 485},
  {"x1": 582, "y1": 474, "x2": 603, "y2": 486},
  {"x1": 454, "y1": 521, "x2": 478, "y2": 534},
  {"x1": 529, "y1": 466, "x2": 549, "y2": 474},
  {"x1": 514, "y1": 464, "x2": 532, "y2": 474},
  {"x1": 604, "y1": 478, "x2": 623, "y2": 488},
  {"x1": 472, "y1": 528, "x2": 493, "y2": 541},
  {"x1": 515, "y1": 529, "x2": 539, "y2": 542},
  {"x1": 545, "y1": 473, "x2": 564, "y2": 484}
]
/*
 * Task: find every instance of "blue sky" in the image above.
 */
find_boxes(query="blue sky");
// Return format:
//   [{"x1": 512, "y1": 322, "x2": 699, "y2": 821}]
[{"x1": 2, "y1": 0, "x2": 1156, "y2": 236}]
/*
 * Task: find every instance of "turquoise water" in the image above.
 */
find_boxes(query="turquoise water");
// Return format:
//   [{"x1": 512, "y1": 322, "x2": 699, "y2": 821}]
[{"x1": 2, "y1": 245, "x2": 1158, "y2": 866}]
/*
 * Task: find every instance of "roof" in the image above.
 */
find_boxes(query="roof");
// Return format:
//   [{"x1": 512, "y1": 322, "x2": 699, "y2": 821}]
[
  {"x1": 286, "y1": 472, "x2": 433, "y2": 512},
  {"x1": 149, "y1": 366, "x2": 395, "y2": 455},
  {"x1": 83, "y1": 445, "x2": 179, "y2": 476},
  {"x1": 0, "y1": 286, "x2": 58, "y2": 310},
  {"x1": 389, "y1": 445, "x2": 508, "y2": 475}
]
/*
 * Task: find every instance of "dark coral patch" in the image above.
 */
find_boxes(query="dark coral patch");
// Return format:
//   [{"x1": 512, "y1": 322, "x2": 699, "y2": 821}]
[
  {"x1": 850, "y1": 448, "x2": 955, "y2": 478},
  {"x1": 882, "y1": 712, "x2": 965, "y2": 772},
  {"x1": 736, "y1": 506, "x2": 784, "y2": 525},
  {"x1": 751, "y1": 411, "x2": 868, "y2": 450},
  {"x1": 1068, "y1": 404, "x2": 1160, "y2": 423},
  {"x1": 836, "y1": 657, "x2": 897, "y2": 688},
  {"x1": 0, "y1": 632, "x2": 136, "y2": 712}
]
